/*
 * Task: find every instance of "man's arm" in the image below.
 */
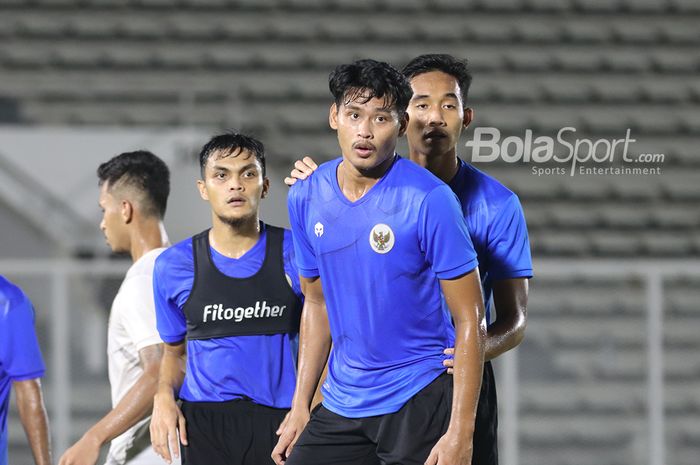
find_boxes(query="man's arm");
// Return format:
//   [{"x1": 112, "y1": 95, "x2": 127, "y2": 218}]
[
  {"x1": 427, "y1": 269, "x2": 486, "y2": 465},
  {"x1": 272, "y1": 276, "x2": 331, "y2": 465},
  {"x1": 485, "y1": 278, "x2": 528, "y2": 360},
  {"x1": 444, "y1": 277, "x2": 529, "y2": 371},
  {"x1": 59, "y1": 343, "x2": 163, "y2": 465},
  {"x1": 150, "y1": 341, "x2": 187, "y2": 464},
  {"x1": 14, "y1": 378, "x2": 51, "y2": 465}
]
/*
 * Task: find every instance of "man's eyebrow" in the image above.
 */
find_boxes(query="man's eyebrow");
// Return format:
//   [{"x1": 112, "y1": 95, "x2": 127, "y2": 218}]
[
  {"x1": 412, "y1": 93, "x2": 459, "y2": 100},
  {"x1": 239, "y1": 163, "x2": 259, "y2": 172},
  {"x1": 210, "y1": 163, "x2": 230, "y2": 172}
]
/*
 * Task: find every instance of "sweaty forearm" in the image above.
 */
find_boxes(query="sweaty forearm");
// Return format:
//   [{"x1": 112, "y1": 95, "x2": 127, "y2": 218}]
[
  {"x1": 157, "y1": 346, "x2": 186, "y2": 399},
  {"x1": 15, "y1": 380, "x2": 52, "y2": 465},
  {"x1": 84, "y1": 369, "x2": 160, "y2": 446},
  {"x1": 292, "y1": 299, "x2": 331, "y2": 412},
  {"x1": 484, "y1": 313, "x2": 526, "y2": 361},
  {"x1": 449, "y1": 316, "x2": 485, "y2": 436}
]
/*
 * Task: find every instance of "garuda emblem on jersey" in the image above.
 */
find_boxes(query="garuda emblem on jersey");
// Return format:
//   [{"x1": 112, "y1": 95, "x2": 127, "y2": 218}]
[{"x1": 369, "y1": 223, "x2": 395, "y2": 254}]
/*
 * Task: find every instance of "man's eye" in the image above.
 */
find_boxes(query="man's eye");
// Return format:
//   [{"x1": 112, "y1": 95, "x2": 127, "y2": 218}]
[{"x1": 416, "y1": 104, "x2": 428, "y2": 110}]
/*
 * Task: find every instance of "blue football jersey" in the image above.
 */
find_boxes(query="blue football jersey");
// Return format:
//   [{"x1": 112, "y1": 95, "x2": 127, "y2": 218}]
[
  {"x1": 288, "y1": 155, "x2": 478, "y2": 417},
  {"x1": 448, "y1": 159, "x2": 533, "y2": 324},
  {"x1": 0, "y1": 276, "x2": 46, "y2": 465}
]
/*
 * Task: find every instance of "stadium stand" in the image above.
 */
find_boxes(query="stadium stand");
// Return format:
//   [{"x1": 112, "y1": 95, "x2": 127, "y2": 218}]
[{"x1": 1, "y1": 1, "x2": 698, "y2": 464}]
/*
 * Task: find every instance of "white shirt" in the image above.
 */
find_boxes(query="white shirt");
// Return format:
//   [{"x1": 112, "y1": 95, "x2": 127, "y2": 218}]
[{"x1": 106, "y1": 248, "x2": 168, "y2": 465}]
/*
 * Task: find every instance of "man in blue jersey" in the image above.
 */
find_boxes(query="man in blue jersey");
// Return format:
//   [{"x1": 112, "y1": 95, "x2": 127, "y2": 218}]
[
  {"x1": 0, "y1": 276, "x2": 51, "y2": 465},
  {"x1": 286, "y1": 54, "x2": 533, "y2": 465},
  {"x1": 149, "y1": 133, "x2": 304, "y2": 465},
  {"x1": 273, "y1": 59, "x2": 486, "y2": 465}
]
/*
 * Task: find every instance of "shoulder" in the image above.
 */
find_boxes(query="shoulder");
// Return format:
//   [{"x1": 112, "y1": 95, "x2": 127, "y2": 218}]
[
  {"x1": 288, "y1": 157, "x2": 341, "y2": 201},
  {"x1": 464, "y1": 161, "x2": 516, "y2": 200},
  {"x1": 155, "y1": 238, "x2": 193, "y2": 269},
  {"x1": 456, "y1": 160, "x2": 521, "y2": 214},
  {"x1": 393, "y1": 156, "x2": 449, "y2": 197},
  {"x1": 0, "y1": 276, "x2": 34, "y2": 330},
  {"x1": 0, "y1": 276, "x2": 31, "y2": 319},
  {"x1": 126, "y1": 247, "x2": 167, "y2": 279}
]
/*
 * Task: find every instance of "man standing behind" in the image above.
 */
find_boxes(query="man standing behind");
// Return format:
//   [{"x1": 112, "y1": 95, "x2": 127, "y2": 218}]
[
  {"x1": 274, "y1": 59, "x2": 486, "y2": 465},
  {"x1": 402, "y1": 54, "x2": 532, "y2": 465},
  {"x1": 59, "y1": 151, "x2": 171, "y2": 465},
  {"x1": 286, "y1": 54, "x2": 533, "y2": 465},
  {"x1": 0, "y1": 276, "x2": 51, "y2": 465},
  {"x1": 149, "y1": 133, "x2": 303, "y2": 465}
]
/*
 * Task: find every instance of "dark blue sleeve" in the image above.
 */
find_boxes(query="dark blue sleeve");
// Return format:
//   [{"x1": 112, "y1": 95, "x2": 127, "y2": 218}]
[
  {"x1": 487, "y1": 194, "x2": 533, "y2": 280},
  {"x1": 0, "y1": 293, "x2": 45, "y2": 381},
  {"x1": 282, "y1": 229, "x2": 304, "y2": 299},
  {"x1": 287, "y1": 184, "x2": 319, "y2": 278},
  {"x1": 419, "y1": 185, "x2": 479, "y2": 279},
  {"x1": 153, "y1": 248, "x2": 191, "y2": 344}
]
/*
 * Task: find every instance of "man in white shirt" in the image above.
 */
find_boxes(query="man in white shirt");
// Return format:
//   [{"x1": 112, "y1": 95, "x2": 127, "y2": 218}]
[{"x1": 59, "y1": 151, "x2": 174, "y2": 465}]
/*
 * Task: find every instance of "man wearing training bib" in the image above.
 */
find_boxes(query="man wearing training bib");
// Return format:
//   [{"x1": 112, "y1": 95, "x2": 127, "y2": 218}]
[{"x1": 150, "y1": 134, "x2": 303, "y2": 465}]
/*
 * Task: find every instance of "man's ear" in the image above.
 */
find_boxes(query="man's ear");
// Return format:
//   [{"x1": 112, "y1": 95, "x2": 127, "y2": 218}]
[
  {"x1": 398, "y1": 112, "x2": 409, "y2": 137},
  {"x1": 261, "y1": 177, "x2": 270, "y2": 199},
  {"x1": 121, "y1": 200, "x2": 133, "y2": 224},
  {"x1": 463, "y1": 107, "x2": 474, "y2": 129},
  {"x1": 329, "y1": 103, "x2": 339, "y2": 130},
  {"x1": 197, "y1": 179, "x2": 209, "y2": 201}
]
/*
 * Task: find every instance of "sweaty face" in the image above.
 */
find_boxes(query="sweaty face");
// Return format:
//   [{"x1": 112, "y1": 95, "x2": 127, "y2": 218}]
[
  {"x1": 406, "y1": 71, "x2": 466, "y2": 157},
  {"x1": 330, "y1": 92, "x2": 406, "y2": 173},
  {"x1": 198, "y1": 148, "x2": 268, "y2": 227},
  {"x1": 98, "y1": 183, "x2": 129, "y2": 253}
]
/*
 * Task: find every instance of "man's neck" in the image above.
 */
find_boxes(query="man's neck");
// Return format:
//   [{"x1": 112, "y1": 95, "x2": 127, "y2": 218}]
[
  {"x1": 209, "y1": 216, "x2": 261, "y2": 259},
  {"x1": 338, "y1": 154, "x2": 395, "y2": 202},
  {"x1": 129, "y1": 220, "x2": 169, "y2": 262},
  {"x1": 409, "y1": 147, "x2": 459, "y2": 184}
]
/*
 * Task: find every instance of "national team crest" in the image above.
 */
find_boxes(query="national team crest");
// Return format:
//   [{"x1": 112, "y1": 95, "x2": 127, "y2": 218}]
[{"x1": 369, "y1": 223, "x2": 394, "y2": 254}]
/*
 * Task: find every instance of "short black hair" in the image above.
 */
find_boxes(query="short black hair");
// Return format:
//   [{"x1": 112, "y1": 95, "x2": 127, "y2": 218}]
[
  {"x1": 97, "y1": 150, "x2": 170, "y2": 218},
  {"x1": 198, "y1": 132, "x2": 266, "y2": 178},
  {"x1": 329, "y1": 59, "x2": 412, "y2": 115},
  {"x1": 402, "y1": 54, "x2": 473, "y2": 105}
]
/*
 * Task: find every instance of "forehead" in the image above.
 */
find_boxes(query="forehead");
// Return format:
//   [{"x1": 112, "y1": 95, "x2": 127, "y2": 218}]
[
  {"x1": 341, "y1": 92, "x2": 395, "y2": 113},
  {"x1": 409, "y1": 71, "x2": 461, "y2": 99},
  {"x1": 206, "y1": 148, "x2": 260, "y2": 170}
]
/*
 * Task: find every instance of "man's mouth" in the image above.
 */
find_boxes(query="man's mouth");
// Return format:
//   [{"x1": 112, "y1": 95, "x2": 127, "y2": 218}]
[
  {"x1": 226, "y1": 196, "x2": 246, "y2": 206},
  {"x1": 353, "y1": 142, "x2": 377, "y2": 157},
  {"x1": 424, "y1": 129, "x2": 448, "y2": 140}
]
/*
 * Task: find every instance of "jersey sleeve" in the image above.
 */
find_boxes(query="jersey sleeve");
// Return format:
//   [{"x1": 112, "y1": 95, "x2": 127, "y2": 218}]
[
  {"x1": 282, "y1": 229, "x2": 304, "y2": 299},
  {"x1": 153, "y1": 251, "x2": 189, "y2": 344},
  {"x1": 119, "y1": 275, "x2": 163, "y2": 351},
  {"x1": 487, "y1": 194, "x2": 533, "y2": 280},
  {"x1": 288, "y1": 183, "x2": 319, "y2": 278},
  {"x1": 418, "y1": 185, "x2": 479, "y2": 279},
  {"x1": 0, "y1": 293, "x2": 46, "y2": 381}
]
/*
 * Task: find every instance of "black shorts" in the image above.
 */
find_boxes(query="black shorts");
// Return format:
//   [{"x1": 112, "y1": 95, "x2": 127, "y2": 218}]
[
  {"x1": 473, "y1": 360, "x2": 498, "y2": 465},
  {"x1": 286, "y1": 373, "x2": 453, "y2": 465},
  {"x1": 180, "y1": 398, "x2": 288, "y2": 465}
]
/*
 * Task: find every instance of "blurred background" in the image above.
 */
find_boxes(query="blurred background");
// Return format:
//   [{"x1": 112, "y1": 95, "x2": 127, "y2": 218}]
[{"x1": 1, "y1": 1, "x2": 698, "y2": 464}]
